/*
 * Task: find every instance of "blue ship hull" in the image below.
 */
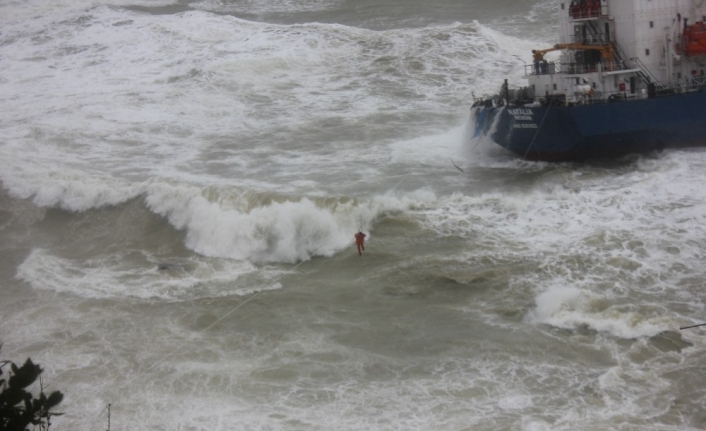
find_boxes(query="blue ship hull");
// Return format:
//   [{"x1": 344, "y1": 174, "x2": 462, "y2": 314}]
[{"x1": 472, "y1": 88, "x2": 706, "y2": 161}]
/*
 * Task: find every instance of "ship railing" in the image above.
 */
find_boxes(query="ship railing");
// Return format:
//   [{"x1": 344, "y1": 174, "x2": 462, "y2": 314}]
[
  {"x1": 524, "y1": 61, "x2": 557, "y2": 76},
  {"x1": 569, "y1": 35, "x2": 608, "y2": 45},
  {"x1": 561, "y1": 60, "x2": 629, "y2": 74},
  {"x1": 562, "y1": 62, "x2": 602, "y2": 74},
  {"x1": 568, "y1": 1, "x2": 602, "y2": 20},
  {"x1": 508, "y1": 75, "x2": 706, "y2": 107},
  {"x1": 654, "y1": 75, "x2": 706, "y2": 92},
  {"x1": 525, "y1": 60, "x2": 633, "y2": 76},
  {"x1": 504, "y1": 86, "x2": 658, "y2": 107},
  {"x1": 559, "y1": 78, "x2": 706, "y2": 106},
  {"x1": 566, "y1": 89, "x2": 647, "y2": 106}
]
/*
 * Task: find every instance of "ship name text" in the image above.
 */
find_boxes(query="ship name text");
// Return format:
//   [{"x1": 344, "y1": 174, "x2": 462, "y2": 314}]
[
  {"x1": 508, "y1": 108, "x2": 534, "y2": 122},
  {"x1": 508, "y1": 108, "x2": 533, "y2": 117}
]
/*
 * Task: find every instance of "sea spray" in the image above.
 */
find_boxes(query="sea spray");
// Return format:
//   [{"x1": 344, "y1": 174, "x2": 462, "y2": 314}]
[{"x1": 144, "y1": 181, "x2": 437, "y2": 262}]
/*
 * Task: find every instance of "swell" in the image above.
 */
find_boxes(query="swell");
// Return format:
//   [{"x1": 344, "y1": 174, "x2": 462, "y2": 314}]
[{"x1": 1, "y1": 175, "x2": 435, "y2": 264}]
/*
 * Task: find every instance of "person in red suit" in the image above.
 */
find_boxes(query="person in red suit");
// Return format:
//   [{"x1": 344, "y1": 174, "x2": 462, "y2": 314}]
[{"x1": 354, "y1": 231, "x2": 367, "y2": 256}]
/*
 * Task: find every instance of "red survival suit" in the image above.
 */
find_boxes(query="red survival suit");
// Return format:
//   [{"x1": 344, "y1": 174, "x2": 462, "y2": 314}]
[{"x1": 354, "y1": 231, "x2": 366, "y2": 256}]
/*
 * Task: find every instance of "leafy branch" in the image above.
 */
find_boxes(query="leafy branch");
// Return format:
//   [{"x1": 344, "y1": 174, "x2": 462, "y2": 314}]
[{"x1": 0, "y1": 346, "x2": 63, "y2": 431}]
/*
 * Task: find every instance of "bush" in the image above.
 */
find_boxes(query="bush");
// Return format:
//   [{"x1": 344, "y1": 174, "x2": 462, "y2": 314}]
[{"x1": 0, "y1": 347, "x2": 63, "y2": 431}]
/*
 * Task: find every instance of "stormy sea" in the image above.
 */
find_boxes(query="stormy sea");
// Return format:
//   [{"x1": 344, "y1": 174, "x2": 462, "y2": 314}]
[{"x1": 1, "y1": 0, "x2": 705, "y2": 429}]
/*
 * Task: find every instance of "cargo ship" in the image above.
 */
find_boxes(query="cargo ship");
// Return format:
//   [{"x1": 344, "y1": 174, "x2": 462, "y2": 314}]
[{"x1": 471, "y1": 0, "x2": 706, "y2": 161}]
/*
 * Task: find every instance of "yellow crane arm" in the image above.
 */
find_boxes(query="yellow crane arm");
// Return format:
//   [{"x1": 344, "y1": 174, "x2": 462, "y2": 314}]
[{"x1": 532, "y1": 43, "x2": 614, "y2": 61}]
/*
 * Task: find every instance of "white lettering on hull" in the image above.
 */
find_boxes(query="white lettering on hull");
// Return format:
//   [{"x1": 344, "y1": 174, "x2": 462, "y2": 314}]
[
  {"x1": 508, "y1": 108, "x2": 537, "y2": 129},
  {"x1": 508, "y1": 108, "x2": 534, "y2": 116}
]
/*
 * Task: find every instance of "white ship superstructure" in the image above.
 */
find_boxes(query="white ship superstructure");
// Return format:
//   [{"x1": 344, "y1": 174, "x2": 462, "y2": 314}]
[{"x1": 524, "y1": 0, "x2": 706, "y2": 105}]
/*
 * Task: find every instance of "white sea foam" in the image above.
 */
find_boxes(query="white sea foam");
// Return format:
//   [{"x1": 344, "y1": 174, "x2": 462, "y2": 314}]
[
  {"x1": 388, "y1": 123, "x2": 468, "y2": 167},
  {"x1": 462, "y1": 105, "x2": 515, "y2": 165},
  {"x1": 1, "y1": 1, "x2": 467, "y2": 264},
  {"x1": 420, "y1": 151, "x2": 706, "y2": 254},
  {"x1": 417, "y1": 150, "x2": 706, "y2": 340},
  {"x1": 0, "y1": 163, "x2": 142, "y2": 212},
  {"x1": 0, "y1": 6, "x2": 522, "y2": 205},
  {"x1": 145, "y1": 182, "x2": 353, "y2": 263},
  {"x1": 0, "y1": 0, "x2": 221, "y2": 23},
  {"x1": 190, "y1": 0, "x2": 344, "y2": 16},
  {"x1": 4, "y1": 3, "x2": 706, "y2": 430},
  {"x1": 528, "y1": 286, "x2": 670, "y2": 338},
  {"x1": 143, "y1": 181, "x2": 436, "y2": 263},
  {"x1": 2, "y1": 154, "x2": 438, "y2": 265},
  {"x1": 15, "y1": 248, "x2": 277, "y2": 300}
]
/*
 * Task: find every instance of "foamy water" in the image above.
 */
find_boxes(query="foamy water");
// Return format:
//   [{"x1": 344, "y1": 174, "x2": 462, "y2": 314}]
[{"x1": 2, "y1": 0, "x2": 706, "y2": 430}]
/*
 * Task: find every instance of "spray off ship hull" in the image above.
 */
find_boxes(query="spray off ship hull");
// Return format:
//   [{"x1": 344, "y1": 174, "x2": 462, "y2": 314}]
[{"x1": 472, "y1": 88, "x2": 706, "y2": 161}]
